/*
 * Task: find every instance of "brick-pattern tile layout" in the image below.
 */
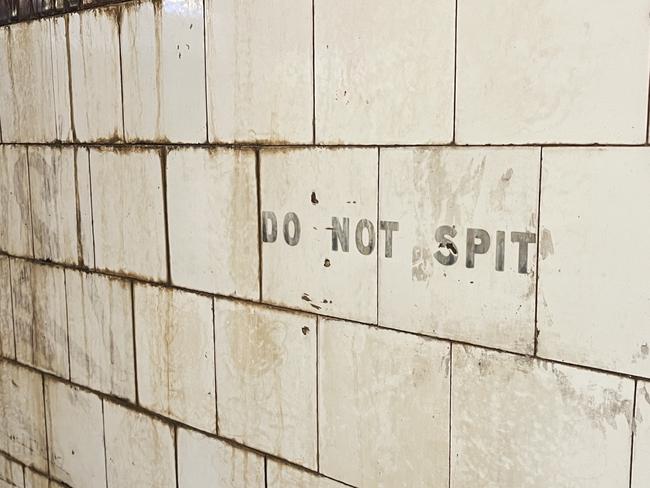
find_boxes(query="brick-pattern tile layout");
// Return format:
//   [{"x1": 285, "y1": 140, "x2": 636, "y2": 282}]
[
  {"x1": 455, "y1": 0, "x2": 650, "y2": 144},
  {"x1": 177, "y1": 428, "x2": 265, "y2": 488},
  {"x1": 452, "y1": 345, "x2": 634, "y2": 487},
  {"x1": 379, "y1": 147, "x2": 540, "y2": 353},
  {"x1": 2, "y1": 0, "x2": 650, "y2": 486},
  {"x1": 167, "y1": 147, "x2": 259, "y2": 299},
  {"x1": 538, "y1": 148, "x2": 650, "y2": 377},
  {"x1": 214, "y1": 299, "x2": 318, "y2": 469},
  {"x1": 261, "y1": 147, "x2": 378, "y2": 323},
  {"x1": 319, "y1": 319, "x2": 450, "y2": 487},
  {"x1": 315, "y1": 0, "x2": 455, "y2": 144},
  {"x1": 134, "y1": 284, "x2": 216, "y2": 432}
]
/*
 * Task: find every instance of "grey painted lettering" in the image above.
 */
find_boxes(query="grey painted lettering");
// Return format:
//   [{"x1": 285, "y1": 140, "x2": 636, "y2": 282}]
[
  {"x1": 261, "y1": 211, "x2": 277, "y2": 243},
  {"x1": 379, "y1": 220, "x2": 399, "y2": 258},
  {"x1": 283, "y1": 212, "x2": 301, "y2": 246},
  {"x1": 331, "y1": 217, "x2": 350, "y2": 252},
  {"x1": 495, "y1": 230, "x2": 505, "y2": 271},
  {"x1": 355, "y1": 219, "x2": 375, "y2": 256},
  {"x1": 434, "y1": 225, "x2": 458, "y2": 266},
  {"x1": 511, "y1": 231, "x2": 536, "y2": 274},
  {"x1": 466, "y1": 228, "x2": 490, "y2": 268}
]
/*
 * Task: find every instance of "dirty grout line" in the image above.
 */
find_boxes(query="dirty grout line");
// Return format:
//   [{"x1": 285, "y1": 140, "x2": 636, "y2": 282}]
[
  {"x1": 101, "y1": 399, "x2": 109, "y2": 488},
  {"x1": 130, "y1": 282, "x2": 140, "y2": 405},
  {"x1": 201, "y1": 0, "x2": 209, "y2": 144},
  {"x1": 87, "y1": 147, "x2": 97, "y2": 267},
  {"x1": 311, "y1": 0, "x2": 316, "y2": 144},
  {"x1": 447, "y1": 343, "x2": 453, "y2": 488},
  {"x1": 160, "y1": 148, "x2": 172, "y2": 285},
  {"x1": 628, "y1": 379, "x2": 638, "y2": 488},
  {"x1": 255, "y1": 149, "x2": 263, "y2": 301},
  {"x1": 451, "y1": 0, "x2": 458, "y2": 143},
  {"x1": 533, "y1": 146, "x2": 543, "y2": 356}
]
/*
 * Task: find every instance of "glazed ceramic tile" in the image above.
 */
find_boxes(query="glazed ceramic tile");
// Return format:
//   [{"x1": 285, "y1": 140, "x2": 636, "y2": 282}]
[
  {"x1": 121, "y1": 0, "x2": 206, "y2": 143},
  {"x1": 134, "y1": 284, "x2": 216, "y2": 432},
  {"x1": 538, "y1": 147, "x2": 650, "y2": 377},
  {"x1": 0, "y1": 145, "x2": 33, "y2": 257},
  {"x1": 455, "y1": 0, "x2": 650, "y2": 143},
  {"x1": 260, "y1": 147, "x2": 378, "y2": 323},
  {"x1": 214, "y1": 299, "x2": 317, "y2": 468},
  {"x1": 451, "y1": 345, "x2": 634, "y2": 487},
  {"x1": 315, "y1": 0, "x2": 454, "y2": 144},
  {"x1": 205, "y1": 0, "x2": 312, "y2": 143},
  {"x1": 379, "y1": 147, "x2": 540, "y2": 353},
  {"x1": 319, "y1": 319, "x2": 450, "y2": 487},
  {"x1": 167, "y1": 147, "x2": 258, "y2": 299}
]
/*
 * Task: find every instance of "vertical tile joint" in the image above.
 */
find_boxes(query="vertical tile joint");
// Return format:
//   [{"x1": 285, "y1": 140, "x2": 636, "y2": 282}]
[
  {"x1": 255, "y1": 148, "x2": 263, "y2": 302},
  {"x1": 629, "y1": 379, "x2": 638, "y2": 488},
  {"x1": 451, "y1": 0, "x2": 459, "y2": 144},
  {"x1": 533, "y1": 147, "x2": 543, "y2": 356}
]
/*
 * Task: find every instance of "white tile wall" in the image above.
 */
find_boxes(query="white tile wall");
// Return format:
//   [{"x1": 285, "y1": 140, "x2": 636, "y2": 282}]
[
  {"x1": 452, "y1": 345, "x2": 634, "y2": 487},
  {"x1": 65, "y1": 270, "x2": 136, "y2": 401},
  {"x1": 0, "y1": 361, "x2": 47, "y2": 472},
  {"x1": 11, "y1": 261, "x2": 69, "y2": 377},
  {"x1": 538, "y1": 147, "x2": 650, "y2": 377},
  {"x1": 89, "y1": 147, "x2": 167, "y2": 280},
  {"x1": 379, "y1": 147, "x2": 540, "y2": 353},
  {"x1": 45, "y1": 380, "x2": 106, "y2": 487},
  {"x1": 455, "y1": 0, "x2": 650, "y2": 144},
  {"x1": 261, "y1": 147, "x2": 378, "y2": 323},
  {"x1": 121, "y1": 0, "x2": 206, "y2": 143},
  {"x1": 177, "y1": 428, "x2": 265, "y2": 488},
  {"x1": 205, "y1": 0, "x2": 313, "y2": 143},
  {"x1": 315, "y1": 0, "x2": 455, "y2": 144},
  {"x1": 0, "y1": 145, "x2": 33, "y2": 257},
  {"x1": 104, "y1": 402, "x2": 176, "y2": 488},
  {"x1": 68, "y1": 7, "x2": 123, "y2": 142},
  {"x1": 134, "y1": 284, "x2": 216, "y2": 432},
  {"x1": 214, "y1": 299, "x2": 317, "y2": 468},
  {"x1": 167, "y1": 147, "x2": 259, "y2": 299},
  {"x1": 28, "y1": 146, "x2": 79, "y2": 264},
  {"x1": 319, "y1": 319, "x2": 450, "y2": 487}
]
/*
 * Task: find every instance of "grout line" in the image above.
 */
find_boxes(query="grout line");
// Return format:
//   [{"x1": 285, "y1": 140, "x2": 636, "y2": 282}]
[
  {"x1": 447, "y1": 343, "x2": 453, "y2": 488},
  {"x1": 101, "y1": 399, "x2": 109, "y2": 488},
  {"x1": 7, "y1": 258, "x2": 17, "y2": 360},
  {"x1": 451, "y1": 0, "x2": 458, "y2": 143},
  {"x1": 86, "y1": 147, "x2": 97, "y2": 268},
  {"x1": 25, "y1": 146, "x2": 36, "y2": 258},
  {"x1": 160, "y1": 148, "x2": 172, "y2": 285},
  {"x1": 628, "y1": 380, "x2": 638, "y2": 488},
  {"x1": 47, "y1": 17, "x2": 59, "y2": 141},
  {"x1": 315, "y1": 316, "x2": 320, "y2": 472},
  {"x1": 212, "y1": 298, "x2": 219, "y2": 435},
  {"x1": 2, "y1": 250, "x2": 650, "y2": 383},
  {"x1": 264, "y1": 457, "x2": 268, "y2": 488},
  {"x1": 646, "y1": 57, "x2": 650, "y2": 144},
  {"x1": 201, "y1": 0, "x2": 209, "y2": 143},
  {"x1": 311, "y1": 0, "x2": 316, "y2": 144},
  {"x1": 41, "y1": 375, "x2": 51, "y2": 478},
  {"x1": 116, "y1": 6, "x2": 126, "y2": 142},
  {"x1": 73, "y1": 147, "x2": 84, "y2": 265},
  {"x1": 533, "y1": 147, "x2": 543, "y2": 356},
  {"x1": 63, "y1": 270, "x2": 71, "y2": 380},
  {"x1": 255, "y1": 149, "x2": 263, "y2": 301},
  {"x1": 130, "y1": 282, "x2": 139, "y2": 405},
  {"x1": 174, "y1": 426, "x2": 180, "y2": 488},
  {"x1": 375, "y1": 147, "x2": 380, "y2": 324},
  {"x1": 64, "y1": 14, "x2": 77, "y2": 142}
]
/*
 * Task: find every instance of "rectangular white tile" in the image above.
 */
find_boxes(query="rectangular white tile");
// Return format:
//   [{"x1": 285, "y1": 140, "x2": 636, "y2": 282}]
[
  {"x1": 121, "y1": 0, "x2": 206, "y2": 143},
  {"x1": 315, "y1": 0, "x2": 454, "y2": 144},
  {"x1": 214, "y1": 299, "x2": 317, "y2": 468},
  {"x1": 45, "y1": 380, "x2": 106, "y2": 487},
  {"x1": 633, "y1": 381, "x2": 650, "y2": 488},
  {"x1": 267, "y1": 460, "x2": 349, "y2": 488},
  {"x1": 455, "y1": 0, "x2": 650, "y2": 144},
  {"x1": 0, "y1": 257, "x2": 14, "y2": 359},
  {"x1": 319, "y1": 319, "x2": 450, "y2": 487},
  {"x1": 261, "y1": 148, "x2": 377, "y2": 323},
  {"x1": 538, "y1": 147, "x2": 650, "y2": 376},
  {"x1": 0, "y1": 20, "x2": 58, "y2": 142},
  {"x1": 28, "y1": 146, "x2": 79, "y2": 264},
  {"x1": 167, "y1": 147, "x2": 258, "y2": 299},
  {"x1": 452, "y1": 345, "x2": 634, "y2": 487},
  {"x1": 0, "y1": 361, "x2": 47, "y2": 472},
  {"x1": 68, "y1": 7, "x2": 123, "y2": 142},
  {"x1": 66, "y1": 270, "x2": 135, "y2": 401},
  {"x1": 177, "y1": 428, "x2": 265, "y2": 488},
  {"x1": 205, "y1": 0, "x2": 312, "y2": 143},
  {"x1": 0, "y1": 145, "x2": 33, "y2": 257},
  {"x1": 0, "y1": 453, "x2": 24, "y2": 488},
  {"x1": 11, "y1": 260, "x2": 69, "y2": 378},
  {"x1": 90, "y1": 147, "x2": 167, "y2": 281},
  {"x1": 104, "y1": 402, "x2": 175, "y2": 488},
  {"x1": 134, "y1": 284, "x2": 216, "y2": 432},
  {"x1": 379, "y1": 147, "x2": 540, "y2": 353}
]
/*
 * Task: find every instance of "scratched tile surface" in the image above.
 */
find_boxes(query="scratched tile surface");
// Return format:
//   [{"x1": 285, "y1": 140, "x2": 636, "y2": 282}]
[
  {"x1": 538, "y1": 147, "x2": 650, "y2": 377},
  {"x1": 379, "y1": 147, "x2": 540, "y2": 353},
  {"x1": 452, "y1": 345, "x2": 634, "y2": 487},
  {"x1": 261, "y1": 147, "x2": 378, "y2": 323}
]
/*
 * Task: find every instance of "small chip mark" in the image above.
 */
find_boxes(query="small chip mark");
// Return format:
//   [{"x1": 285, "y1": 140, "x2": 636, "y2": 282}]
[
  {"x1": 302, "y1": 326, "x2": 310, "y2": 335},
  {"x1": 310, "y1": 303, "x2": 322, "y2": 310},
  {"x1": 324, "y1": 258, "x2": 331, "y2": 267},
  {"x1": 311, "y1": 192, "x2": 319, "y2": 204},
  {"x1": 301, "y1": 293, "x2": 311, "y2": 302}
]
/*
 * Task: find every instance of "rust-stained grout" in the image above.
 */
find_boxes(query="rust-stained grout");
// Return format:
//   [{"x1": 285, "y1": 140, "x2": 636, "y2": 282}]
[
  {"x1": 451, "y1": 0, "x2": 458, "y2": 144},
  {"x1": 533, "y1": 146, "x2": 543, "y2": 356},
  {"x1": 628, "y1": 380, "x2": 639, "y2": 488}
]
